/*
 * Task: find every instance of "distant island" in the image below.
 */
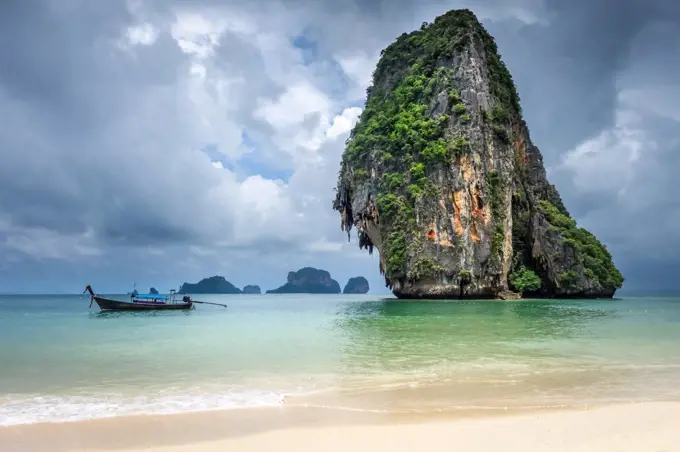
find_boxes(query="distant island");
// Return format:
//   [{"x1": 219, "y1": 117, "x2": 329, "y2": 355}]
[
  {"x1": 242, "y1": 285, "x2": 261, "y2": 294},
  {"x1": 149, "y1": 287, "x2": 159, "y2": 295},
  {"x1": 267, "y1": 267, "x2": 341, "y2": 294},
  {"x1": 343, "y1": 277, "x2": 370, "y2": 294},
  {"x1": 178, "y1": 276, "x2": 242, "y2": 294}
]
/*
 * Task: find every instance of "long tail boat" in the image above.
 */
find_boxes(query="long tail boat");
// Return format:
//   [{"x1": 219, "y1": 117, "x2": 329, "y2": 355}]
[
  {"x1": 83, "y1": 285, "x2": 228, "y2": 311},
  {"x1": 84, "y1": 285, "x2": 193, "y2": 311}
]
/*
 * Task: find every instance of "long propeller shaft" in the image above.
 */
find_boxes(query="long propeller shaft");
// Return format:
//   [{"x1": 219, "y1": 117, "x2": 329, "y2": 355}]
[{"x1": 190, "y1": 300, "x2": 228, "y2": 308}]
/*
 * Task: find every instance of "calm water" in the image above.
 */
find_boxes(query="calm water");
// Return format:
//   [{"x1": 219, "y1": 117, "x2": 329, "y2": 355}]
[{"x1": 1, "y1": 294, "x2": 679, "y2": 425}]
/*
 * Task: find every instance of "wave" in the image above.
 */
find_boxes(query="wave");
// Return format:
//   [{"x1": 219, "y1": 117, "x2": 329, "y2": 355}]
[
  {"x1": 4, "y1": 360, "x2": 680, "y2": 427},
  {"x1": 0, "y1": 388, "x2": 295, "y2": 426}
]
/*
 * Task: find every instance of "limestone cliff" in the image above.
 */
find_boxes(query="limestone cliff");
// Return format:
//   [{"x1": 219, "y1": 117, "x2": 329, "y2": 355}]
[{"x1": 333, "y1": 9, "x2": 623, "y2": 299}]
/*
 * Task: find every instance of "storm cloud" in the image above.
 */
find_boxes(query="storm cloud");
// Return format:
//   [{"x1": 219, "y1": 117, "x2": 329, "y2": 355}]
[{"x1": 0, "y1": 0, "x2": 678, "y2": 293}]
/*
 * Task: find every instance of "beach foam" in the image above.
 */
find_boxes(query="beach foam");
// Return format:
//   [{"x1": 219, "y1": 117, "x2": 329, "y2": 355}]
[{"x1": 0, "y1": 389, "x2": 293, "y2": 426}]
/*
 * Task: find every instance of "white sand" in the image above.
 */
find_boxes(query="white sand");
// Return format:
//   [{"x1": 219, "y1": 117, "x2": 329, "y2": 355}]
[
  {"x1": 126, "y1": 402, "x2": 680, "y2": 452},
  {"x1": 3, "y1": 402, "x2": 680, "y2": 452}
]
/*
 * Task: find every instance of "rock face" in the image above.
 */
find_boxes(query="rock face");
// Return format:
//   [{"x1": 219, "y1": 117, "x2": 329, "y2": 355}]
[
  {"x1": 267, "y1": 267, "x2": 341, "y2": 294},
  {"x1": 149, "y1": 287, "x2": 159, "y2": 295},
  {"x1": 343, "y1": 276, "x2": 370, "y2": 294},
  {"x1": 333, "y1": 9, "x2": 624, "y2": 299},
  {"x1": 178, "y1": 276, "x2": 242, "y2": 294},
  {"x1": 242, "y1": 285, "x2": 262, "y2": 294}
]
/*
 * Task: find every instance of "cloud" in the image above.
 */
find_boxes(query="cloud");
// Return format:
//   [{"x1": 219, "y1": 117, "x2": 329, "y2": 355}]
[
  {"x1": 551, "y1": 12, "x2": 680, "y2": 281},
  {"x1": 0, "y1": 0, "x2": 678, "y2": 293},
  {"x1": 559, "y1": 97, "x2": 647, "y2": 198},
  {"x1": 1, "y1": 221, "x2": 101, "y2": 261},
  {"x1": 327, "y1": 107, "x2": 363, "y2": 140}
]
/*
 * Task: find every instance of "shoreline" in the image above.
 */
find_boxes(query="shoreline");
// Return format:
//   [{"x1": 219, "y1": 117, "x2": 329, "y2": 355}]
[{"x1": 2, "y1": 402, "x2": 680, "y2": 451}]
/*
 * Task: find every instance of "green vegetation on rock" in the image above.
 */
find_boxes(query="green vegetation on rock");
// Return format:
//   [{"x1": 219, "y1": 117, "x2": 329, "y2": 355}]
[
  {"x1": 407, "y1": 257, "x2": 446, "y2": 280},
  {"x1": 449, "y1": 89, "x2": 461, "y2": 103},
  {"x1": 450, "y1": 136, "x2": 472, "y2": 157},
  {"x1": 345, "y1": 67, "x2": 451, "y2": 168},
  {"x1": 383, "y1": 230, "x2": 409, "y2": 276},
  {"x1": 480, "y1": 32, "x2": 522, "y2": 117},
  {"x1": 485, "y1": 107, "x2": 511, "y2": 144},
  {"x1": 559, "y1": 270, "x2": 579, "y2": 288},
  {"x1": 458, "y1": 270, "x2": 472, "y2": 285},
  {"x1": 353, "y1": 168, "x2": 370, "y2": 184},
  {"x1": 491, "y1": 124, "x2": 511, "y2": 144},
  {"x1": 371, "y1": 10, "x2": 480, "y2": 84},
  {"x1": 509, "y1": 267, "x2": 541, "y2": 293},
  {"x1": 538, "y1": 201, "x2": 624, "y2": 291}
]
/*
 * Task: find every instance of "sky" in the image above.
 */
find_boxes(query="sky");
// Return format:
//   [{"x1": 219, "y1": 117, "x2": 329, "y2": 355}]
[{"x1": 0, "y1": 0, "x2": 679, "y2": 294}]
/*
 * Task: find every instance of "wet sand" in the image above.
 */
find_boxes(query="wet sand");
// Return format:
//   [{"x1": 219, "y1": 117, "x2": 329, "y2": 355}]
[{"x1": 2, "y1": 402, "x2": 680, "y2": 452}]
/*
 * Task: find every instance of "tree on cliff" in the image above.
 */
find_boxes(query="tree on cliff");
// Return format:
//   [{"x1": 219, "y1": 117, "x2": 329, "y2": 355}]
[{"x1": 333, "y1": 9, "x2": 623, "y2": 299}]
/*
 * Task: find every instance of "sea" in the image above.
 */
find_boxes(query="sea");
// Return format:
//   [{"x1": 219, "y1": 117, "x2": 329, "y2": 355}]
[{"x1": 1, "y1": 294, "x2": 680, "y2": 426}]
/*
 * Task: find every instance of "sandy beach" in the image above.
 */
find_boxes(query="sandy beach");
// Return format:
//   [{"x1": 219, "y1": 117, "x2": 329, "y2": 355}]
[
  {"x1": 4, "y1": 296, "x2": 680, "y2": 451},
  {"x1": 1, "y1": 402, "x2": 679, "y2": 452}
]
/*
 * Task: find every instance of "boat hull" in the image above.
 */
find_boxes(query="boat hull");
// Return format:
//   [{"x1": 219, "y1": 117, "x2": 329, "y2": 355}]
[{"x1": 94, "y1": 296, "x2": 193, "y2": 311}]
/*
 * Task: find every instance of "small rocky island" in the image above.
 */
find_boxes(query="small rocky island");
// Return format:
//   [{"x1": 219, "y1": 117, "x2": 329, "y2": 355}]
[
  {"x1": 266, "y1": 267, "x2": 342, "y2": 294},
  {"x1": 149, "y1": 287, "x2": 159, "y2": 295},
  {"x1": 333, "y1": 9, "x2": 623, "y2": 299},
  {"x1": 343, "y1": 277, "x2": 370, "y2": 294},
  {"x1": 178, "y1": 276, "x2": 242, "y2": 294},
  {"x1": 242, "y1": 285, "x2": 262, "y2": 294}
]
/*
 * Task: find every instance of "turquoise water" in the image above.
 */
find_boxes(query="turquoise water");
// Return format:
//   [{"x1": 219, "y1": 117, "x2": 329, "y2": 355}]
[{"x1": 1, "y1": 294, "x2": 680, "y2": 425}]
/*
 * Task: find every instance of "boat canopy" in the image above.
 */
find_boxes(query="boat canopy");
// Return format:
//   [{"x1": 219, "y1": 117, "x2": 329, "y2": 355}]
[{"x1": 134, "y1": 293, "x2": 168, "y2": 300}]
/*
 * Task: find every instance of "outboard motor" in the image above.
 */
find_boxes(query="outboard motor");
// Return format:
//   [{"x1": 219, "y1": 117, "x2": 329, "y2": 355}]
[{"x1": 183, "y1": 295, "x2": 191, "y2": 303}]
